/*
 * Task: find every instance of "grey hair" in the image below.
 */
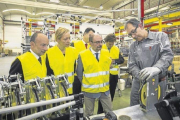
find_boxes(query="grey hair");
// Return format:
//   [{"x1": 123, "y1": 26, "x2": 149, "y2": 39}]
[{"x1": 125, "y1": 18, "x2": 140, "y2": 30}]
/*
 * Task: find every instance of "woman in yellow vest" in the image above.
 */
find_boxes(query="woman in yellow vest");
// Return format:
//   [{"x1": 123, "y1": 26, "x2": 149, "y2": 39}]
[
  {"x1": 98, "y1": 33, "x2": 124, "y2": 114},
  {"x1": 46, "y1": 27, "x2": 77, "y2": 95}
]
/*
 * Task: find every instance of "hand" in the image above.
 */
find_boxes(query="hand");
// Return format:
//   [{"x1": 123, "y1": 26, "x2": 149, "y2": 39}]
[
  {"x1": 139, "y1": 67, "x2": 161, "y2": 81},
  {"x1": 110, "y1": 59, "x2": 115, "y2": 69}
]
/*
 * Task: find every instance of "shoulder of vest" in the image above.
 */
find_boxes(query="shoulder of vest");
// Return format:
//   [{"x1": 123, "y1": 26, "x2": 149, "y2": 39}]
[
  {"x1": 47, "y1": 45, "x2": 58, "y2": 52},
  {"x1": 75, "y1": 40, "x2": 83, "y2": 44},
  {"x1": 18, "y1": 52, "x2": 31, "y2": 59},
  {"x1": 80, "y1": 49, "x2": 89, "y2": 55},
  {"x1": 102, "y1": 44, "x2": 107, "y2": 49},
  {"x1": 101, "y1": 49, "x2": 109, "y2": 53},
  {"x1": 68, "y1": 46, "x2": 75, "y2": 49},
  {"x1": 112, "y1": 45, "x2": 119, "y2": 51}
]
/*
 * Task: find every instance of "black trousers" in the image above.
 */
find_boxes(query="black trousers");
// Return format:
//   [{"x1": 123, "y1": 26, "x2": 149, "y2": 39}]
[
  {"x1": 73, "y1": 76, "x2": 82, "y2": 94},
  {"x1": 97, "y1": 74, "x2": 118, "y2": 114}
]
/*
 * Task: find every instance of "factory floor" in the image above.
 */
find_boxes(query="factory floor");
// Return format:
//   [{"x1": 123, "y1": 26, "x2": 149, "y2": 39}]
[{"x1": 0, "y1": 56, "x2": 131, "y2": 115}]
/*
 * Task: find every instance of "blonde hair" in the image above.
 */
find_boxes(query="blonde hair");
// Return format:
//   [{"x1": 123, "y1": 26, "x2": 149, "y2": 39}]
[{"x1": 55, "y1": 27, "x2": 69, "y2": 41}]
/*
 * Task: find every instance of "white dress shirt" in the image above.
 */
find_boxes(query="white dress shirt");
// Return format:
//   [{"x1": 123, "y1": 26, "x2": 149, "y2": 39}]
[
  {"x1": 30, "y1": 49, "x2": 40, "y2": 60},
  {"x1": 90, "y1": 48, "x2": 100, "y2": 60}
]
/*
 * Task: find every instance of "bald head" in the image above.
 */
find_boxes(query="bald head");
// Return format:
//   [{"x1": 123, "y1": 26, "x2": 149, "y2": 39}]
[{"x1": 30, "y1": 33, "x2": 49, "y2": 56}]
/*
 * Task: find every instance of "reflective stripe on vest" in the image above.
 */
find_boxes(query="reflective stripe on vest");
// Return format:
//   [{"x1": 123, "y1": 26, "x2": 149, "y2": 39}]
[
  {"x1": 83, "y1": 71, "x2": 109, "y2": 78},
  {"x1": 82, "y1": 82, "x2": 109, "y2": 89},
  {"x1": 66, "y1": 72, "x2": 74, "y2": 77},
  {"x1": 69, "y1": 83, "x2": 73, "y2": 88},
  {"x1": 110, "y1": 68, "x2": 118, "y2": 71}
]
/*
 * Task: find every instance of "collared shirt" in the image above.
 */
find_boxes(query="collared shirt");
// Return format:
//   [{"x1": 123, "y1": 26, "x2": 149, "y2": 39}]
[
  {"x1": 30, "y1": 49, "x2": 40, "y2": 60},
  {"x1": 128, "y1": 31, "x2": 174, "y2": 80},
  {"x1": 90, "y1": 47, "x2": 100, "y2": 60},
  {"x1": 82, "y1": 39, "x2": 86, "y2": 45}
]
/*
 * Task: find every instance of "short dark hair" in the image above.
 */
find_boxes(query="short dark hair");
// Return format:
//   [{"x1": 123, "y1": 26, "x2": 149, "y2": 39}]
[
  {"x1": 125, "y1": 18, "x2": 140, "y2": 30},
  {"x1": 89, "y1": 34, "x2": 94, "y2": 43},
  {"x1": 30, "y1": 32, "x2": 42, "y2": 42},
  {"x1": 83, "y1": 27, "x2": 95, "y2": 36},
  {"x1": 104, "y1": 34, "x2": 116, "y2": 42}
]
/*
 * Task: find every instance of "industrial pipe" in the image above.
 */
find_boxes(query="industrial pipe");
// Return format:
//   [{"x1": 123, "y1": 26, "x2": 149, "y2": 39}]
[
  {"x1": 0, "y1": 95, "x2": 74, "y2": 114},
  {"x1": 16, "y1": 101, "x2": 76, "y2": 120}
]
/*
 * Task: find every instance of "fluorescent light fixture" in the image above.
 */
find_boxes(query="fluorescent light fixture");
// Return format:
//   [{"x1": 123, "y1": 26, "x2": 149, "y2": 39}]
[
  {"x1": 50, "y1": 0, "x2": 59, "y2": 3},
  {"x1": 3, "y1": 9, "x2": 31, "y2": 14},
  {"x1": 37, "y1": 21, "x2": 44, "y2": 25},
  {"x1": 81, "y1": 17, "x2": 86, "y2": 20},
  {"x1": 167, "y1": 23, "x2": 173, "y2": 25},
  {"x1": 32, "y1": 11, "x2": 35, "y2": 15},
  {"x1": 100, "y1": 4, "x2": 103, "y2": 10},
  {"x1": 159, "y1": 6, "x2": 170, "y2": 11},
  {"x1": 122, "y1": 31, "x2": 127, "y2": 34},
  {"x1": 36, "y1": 12, "x2": 55, "y2": 15},
  {"x1": 83, "y1": 6, "x2": 90, "y2": 8}
]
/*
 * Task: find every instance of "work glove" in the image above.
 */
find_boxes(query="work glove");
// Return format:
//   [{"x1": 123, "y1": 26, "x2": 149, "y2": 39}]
[{"x1": 139, "y1": 67, "x2": 161, "y2": 81}]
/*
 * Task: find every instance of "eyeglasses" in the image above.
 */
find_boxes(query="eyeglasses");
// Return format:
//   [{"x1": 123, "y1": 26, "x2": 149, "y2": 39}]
[
  {"x1": 92, "y1": 40, "x2": 103, "y2": 44},
  {"x1": 128, "y1": 25, "x2": 138, "y2": 37}
]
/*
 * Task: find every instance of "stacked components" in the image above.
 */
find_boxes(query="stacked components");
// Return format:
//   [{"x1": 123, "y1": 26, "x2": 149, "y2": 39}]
[
  {"x1": 170, "y1": 38, "x2": 180, "y2": 55},
  {"x1": 0, "y1": 74, "x2": 84, "y2": 120}
]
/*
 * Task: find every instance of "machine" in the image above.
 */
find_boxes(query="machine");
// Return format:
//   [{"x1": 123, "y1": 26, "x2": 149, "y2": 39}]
[
  {"x1": 155, "y1": 91, "x2": 180, "y2": 120},
  {"x1": 139, "y1": 75, "x2": 164, "y2": 111},
  {"x1": 0, "y1": 74, "x2": 85, "y2": 120}
]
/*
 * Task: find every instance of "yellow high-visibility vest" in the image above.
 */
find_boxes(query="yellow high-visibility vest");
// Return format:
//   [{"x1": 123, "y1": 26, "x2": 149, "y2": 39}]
[
  {"x1": 80, "y1": 49, "x2": 111, "y2": 93},
  {"x1": 18, "y1": 52, "x2": 47, "y2": 81},
  {"x1": 102, "y1": 44, "x2": 119, "y2": 75},
  {"x1": 46, "y1": 45, "x2": 76, "y2": 94},
  {"x1": 74, "y1": 40, "x2": 90, "y2": 55}
]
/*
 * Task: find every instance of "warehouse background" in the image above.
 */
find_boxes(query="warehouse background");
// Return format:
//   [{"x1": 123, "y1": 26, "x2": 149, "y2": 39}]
[{"x1": 0, "y1": 0, "x2": 180, "y2": 55}]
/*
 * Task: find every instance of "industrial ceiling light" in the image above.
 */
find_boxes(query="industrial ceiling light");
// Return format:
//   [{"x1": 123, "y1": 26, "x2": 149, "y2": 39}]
[
  {"x1": 132, "y1": 11, "x2": 135, "y2": 14},
  {"x1": 50, "y1": 0, "x2": 59, "y2": 3},
  {"x1": 100, "y1": 4, "x2": 103, "y2": 10},
  {"x1": 3, "y1": 9, "x2": 31, "y2": 14},
  {"x1": 32, "y1": 11, "x2": 35, "y2": 15},
  {"x1": 36, "y1": 12, "x2": 55, "y2": 15},
  {"x1": 166, "y1": 22, "x2": 173, "y2": 25},
  {"x1": 38, "y1": 21, "x2": 44, "y2": 25},
  {"x1": 122, "y1": 31, "x2": 127, "y2": 34}
]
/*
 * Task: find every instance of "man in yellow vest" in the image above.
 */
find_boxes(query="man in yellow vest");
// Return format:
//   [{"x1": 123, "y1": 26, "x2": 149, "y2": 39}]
[
  {"x1": 9, "y1": 32, "x2": 49, "y2": 82},
  {"x1": 77, "y1": 34, "x2": 112, "y2": 117},
  {"x1": 98, "y1": 33, "x2": 124, "y2": 114},
  {"x1": 71, "y1": 27, "x2": 95, "y2": 94}
]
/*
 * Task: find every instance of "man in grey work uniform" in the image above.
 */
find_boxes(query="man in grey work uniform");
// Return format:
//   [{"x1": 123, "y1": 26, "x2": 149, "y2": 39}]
[{"x1": 125, "y1": 18, "x2": 173, "y2": 106}]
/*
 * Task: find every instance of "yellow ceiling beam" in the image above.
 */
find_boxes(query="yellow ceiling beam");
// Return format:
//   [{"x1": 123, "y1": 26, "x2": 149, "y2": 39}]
[
  {"x1": 150, "y1": 21, "x2": 180, "y2": 29},
  {"x1": 144, "y1": 18, "x2": 159, "y2": 24},
  {"x1": 119, "y1": 11, "x2": 180, "y2": 30},
  {"x1": 163, "y1": 11, "x2": 180, "y2": 18},
  {"x1": 115, "y1": 33, "x2": 126, "y2": 36},
  {"x1": 144, "y1": 11, "x2": 180, "y2": 24},
  {"x1": 28, "y1": 19, "x2": 56, "y2": 24},
  {"x1": 120, "y1": 26, "x2": 124, "y2": 30}
]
